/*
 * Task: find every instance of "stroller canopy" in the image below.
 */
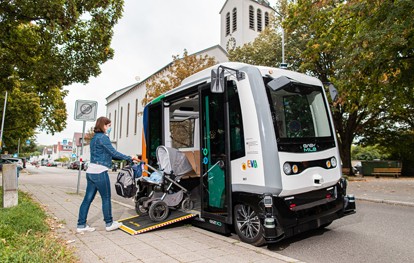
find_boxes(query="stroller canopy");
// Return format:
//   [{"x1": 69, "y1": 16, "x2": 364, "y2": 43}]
[{"x1": 156, "y1": 146, "x2": 193, "y2": 176}]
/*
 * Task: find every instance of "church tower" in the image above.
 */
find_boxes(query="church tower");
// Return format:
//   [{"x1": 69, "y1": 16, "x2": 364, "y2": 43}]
[{"x1": 220, "y1": 0, "x2": 274, "y2": 52}]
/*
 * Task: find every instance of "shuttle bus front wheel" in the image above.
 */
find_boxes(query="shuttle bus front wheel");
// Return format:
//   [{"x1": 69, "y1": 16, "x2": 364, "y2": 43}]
[{"x1": 234, "y1": 203, "x2": 265, "y2": 246}]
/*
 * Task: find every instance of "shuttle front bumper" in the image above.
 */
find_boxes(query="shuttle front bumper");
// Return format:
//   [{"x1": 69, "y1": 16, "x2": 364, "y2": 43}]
[{"x1": 260, "y1": 179, "x2": 356, "y2": 243}]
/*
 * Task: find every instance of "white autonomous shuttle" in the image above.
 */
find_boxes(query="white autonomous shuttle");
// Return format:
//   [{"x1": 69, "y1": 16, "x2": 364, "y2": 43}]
[{"x1": 141, "y1": 62, "x2": 355, "y2": 246}]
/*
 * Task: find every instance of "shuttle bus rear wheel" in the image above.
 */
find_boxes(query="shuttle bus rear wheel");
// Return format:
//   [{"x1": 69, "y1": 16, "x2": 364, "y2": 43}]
[{"x1": 234, "y1": 203, "x2": 265, "y2": 246}]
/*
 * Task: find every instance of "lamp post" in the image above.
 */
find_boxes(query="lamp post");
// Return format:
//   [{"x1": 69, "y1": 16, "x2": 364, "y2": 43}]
[
  {"x1": 0, "y1": 91, "x2": 8, "y2": 152},
  {"x1": 275, "y1": 9, "x2": 287, "y2": 69}
]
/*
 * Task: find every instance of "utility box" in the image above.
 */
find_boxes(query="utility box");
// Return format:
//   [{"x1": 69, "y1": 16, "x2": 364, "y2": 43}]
[
  {"x1": 2, "y1": 163, "x2": 18, "y2": 207},
  {"x1": 361, "y1": 160, "x2": 402, "y2": 176}
]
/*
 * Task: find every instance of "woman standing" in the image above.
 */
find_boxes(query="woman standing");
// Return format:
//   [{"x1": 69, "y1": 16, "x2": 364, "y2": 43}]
[{"x1": 77, "y1": 116, "x2": 139, "y2": 232}]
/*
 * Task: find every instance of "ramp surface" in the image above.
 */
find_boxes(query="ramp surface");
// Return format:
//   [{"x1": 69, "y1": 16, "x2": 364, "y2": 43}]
[{"x1": 119, "y1": 211, "x2": 197, "y2": 235}]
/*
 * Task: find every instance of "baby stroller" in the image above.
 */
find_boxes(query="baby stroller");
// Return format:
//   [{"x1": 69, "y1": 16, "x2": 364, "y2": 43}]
[{"x1": 135, "y1": 146, "x2": 194, "y2": 222}]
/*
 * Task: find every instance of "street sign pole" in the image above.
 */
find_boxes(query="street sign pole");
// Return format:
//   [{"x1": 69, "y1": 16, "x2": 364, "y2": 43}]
[
  {"x1": 74, "y1": 99, "x2": 97, "y2": 195},
  {"x1": 76, "y1": 120, "x2": 86, "y2": 194}
]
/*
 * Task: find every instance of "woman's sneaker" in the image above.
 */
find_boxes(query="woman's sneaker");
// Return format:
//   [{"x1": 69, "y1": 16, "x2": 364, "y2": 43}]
[
  {"x1": 106, "y1": 221, "x2": 123, "y2": 231},
  {"x1": 76, "y1": 225, "x2": 95, "y2": 233}
]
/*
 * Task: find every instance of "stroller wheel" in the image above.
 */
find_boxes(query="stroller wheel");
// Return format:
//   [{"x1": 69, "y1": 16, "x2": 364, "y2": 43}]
[
  {"x1": 149, "y1": 201, "x2": 169, "y2": 222},
  {"x1": 135, "y1": 197, "x2": 150, "y2": 215},
  {"x1": 181, "y1": 197, "x2": 194, "y2": 211}
]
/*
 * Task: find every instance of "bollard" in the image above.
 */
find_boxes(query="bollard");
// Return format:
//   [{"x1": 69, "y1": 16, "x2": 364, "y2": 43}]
[{"x1": 2, "y1": 163, "x2": 18, "y2": 208}]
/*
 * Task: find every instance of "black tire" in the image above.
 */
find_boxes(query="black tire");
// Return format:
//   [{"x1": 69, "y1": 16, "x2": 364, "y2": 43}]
[
  {"x1": 319, "y1": 221, "x2": 332, "y2": 229},
  {"x1": 181, "y1": 197, "x2": 194, "y2": 211},
  {"x1": 149, "y1": 201, "x2": 169, "y2": 222},
  {"x1": 135, "y1": 197, "x2": 150, "y2": 215},
  {"x1": 234, "y1": 203, "x2": 266, "y2": 247}
]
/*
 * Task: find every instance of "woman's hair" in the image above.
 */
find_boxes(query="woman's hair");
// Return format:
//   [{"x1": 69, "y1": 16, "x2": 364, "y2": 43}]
[{"x1": 94, "y1": 117, "x2": 111, "y2": 133}]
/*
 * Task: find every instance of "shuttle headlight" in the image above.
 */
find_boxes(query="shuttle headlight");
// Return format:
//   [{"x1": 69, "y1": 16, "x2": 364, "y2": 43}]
[
  {"x1": 326, "y1": 160, "x2": 332, "y2": 168},
  {"x1": 283, "y1": 163, "x2": 292, "y2": 175},
  {"x1": 292, "y1": 164, "x2": 299, "y2": 174},
  {"x1": 331, "y1": 157, "x2": 337, "y2": 168}
]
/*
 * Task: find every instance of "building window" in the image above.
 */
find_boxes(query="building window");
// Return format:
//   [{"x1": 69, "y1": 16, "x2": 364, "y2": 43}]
[
  {"x1": 232, "y1": 8, "x2": 237, "y2": 32},
  {"x1": 249, "y1": 6, "x2": 254, "y2": 30},
  {"x1": 120, "y1": 107, "x2": 123, "y2": 139},
  {"x1": 265, "y1": 12, "x2": 269, "y2": 27},
  {"x1": 226, "y1": 12, "x2": 230, "y2": 36},
  {"x1": 127, "y1": 103, "x2": 130, "y2": 137},
  {"x1": 134, "y1": 99, "x2": 138, "y2": 135},
  {"x1": 257, "y1": 9, "x2": 262, "y2": 32},
  {"x1": 113, "y1": 110, "x2": 117, "y2": 140}
]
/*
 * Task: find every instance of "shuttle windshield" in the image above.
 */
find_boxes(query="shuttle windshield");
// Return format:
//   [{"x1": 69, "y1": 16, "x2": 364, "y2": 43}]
[{"x1": 265, "y1": 78, "x2": 335, "y2": 153}]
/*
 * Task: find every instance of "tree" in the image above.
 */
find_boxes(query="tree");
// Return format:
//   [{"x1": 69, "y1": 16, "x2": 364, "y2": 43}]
[
  {"x1": 142, "y1": 49, "x2": 217, "y2": 106},
  {"x1": 228, "y1": 1, "x2": 413, "y2": 173},
  {"x1": 281, "y1": 0, "x2": 414, "y2": 172},
  {"x1": 84, "y1": 126, "x2": 95, "y2": 144},
  {"x1": 351, "y1": 145, "x2": 389, "y2": 161},
  {"x1": 228, "y1": 27, "x2": 283, "y2": 68},
  {"x1": 0, "y1": 0, "x2": 124, "y2": 151}
]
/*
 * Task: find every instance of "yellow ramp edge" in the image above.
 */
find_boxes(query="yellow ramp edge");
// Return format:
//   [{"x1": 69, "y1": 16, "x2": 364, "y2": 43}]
[{"x1": 119, "y1": 212, "x2": 197, "y2": 235}]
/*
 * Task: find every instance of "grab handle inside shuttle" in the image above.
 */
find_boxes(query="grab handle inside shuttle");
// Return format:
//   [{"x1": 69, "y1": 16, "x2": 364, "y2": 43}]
[{"x1": 202, "y1": 160, "x2": 225, "y2": 178}]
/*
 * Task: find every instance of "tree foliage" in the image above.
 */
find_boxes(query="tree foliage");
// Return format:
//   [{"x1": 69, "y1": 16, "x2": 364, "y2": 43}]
[
  {"x1": 351, "y1": 145, "x2": 389, "y2": 161},
  {"x1": 282, "y1": 0, "x2": 414, "y2": 171},
  {"x1": 0, "y1": 0, "x2": 124, "y2": 152},
  {"x1": 142, "y1": 49, "x2": 217, "y2": 106},
  {"x1": 228, "y1": 27, "x2": 283, "y2": 67},
  {"x1": 228, "y1": 0, "x2": 413, "y2": 172},
  {"x1": 84, "y1": 126, "x2": 95, "y2": 144}
]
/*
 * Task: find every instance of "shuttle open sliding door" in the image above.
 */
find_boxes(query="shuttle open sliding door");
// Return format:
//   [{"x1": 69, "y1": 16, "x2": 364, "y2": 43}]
[{"x1": 199, "y1": 85, "x2": 232, "y2": 225}]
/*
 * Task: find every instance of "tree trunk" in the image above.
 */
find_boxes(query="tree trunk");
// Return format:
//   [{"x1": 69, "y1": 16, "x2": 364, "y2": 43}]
[{"x1": 340, "y1": 141, "x2": 353, "y2": 175}]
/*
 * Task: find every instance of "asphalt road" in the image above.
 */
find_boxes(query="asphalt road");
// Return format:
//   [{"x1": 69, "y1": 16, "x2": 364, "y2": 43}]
[
  {"x1": 269, "y1": 201, "x2": 414, "y2": 263},
  {"x1": 20, "y1": 165, "x2": 414, "y2": 263}
]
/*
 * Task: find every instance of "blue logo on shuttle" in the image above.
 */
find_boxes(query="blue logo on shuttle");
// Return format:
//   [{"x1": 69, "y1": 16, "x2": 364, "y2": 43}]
[{"x1": 303, "y1": 143, "x2": 317, "y2": 152}]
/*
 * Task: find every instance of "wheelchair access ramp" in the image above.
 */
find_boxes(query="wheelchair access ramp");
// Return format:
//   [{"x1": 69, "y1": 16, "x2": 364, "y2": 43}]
[{"x1": 118, "y1": 210, "x2": 197, "y2": 235}]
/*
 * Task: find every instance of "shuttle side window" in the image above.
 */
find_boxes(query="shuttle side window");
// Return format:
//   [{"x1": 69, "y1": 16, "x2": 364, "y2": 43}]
[
  {"x1": 171, "y1": 119, "x2": 195, "y2": 149},
  {"x1": 227, "y1": 80, "x2": 245, "y2": 160}
]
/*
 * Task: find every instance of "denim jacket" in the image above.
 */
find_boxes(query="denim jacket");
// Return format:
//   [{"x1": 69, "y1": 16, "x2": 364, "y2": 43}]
[{"x1": 90, "y1": 132, "x2": 132, "y2": 168}]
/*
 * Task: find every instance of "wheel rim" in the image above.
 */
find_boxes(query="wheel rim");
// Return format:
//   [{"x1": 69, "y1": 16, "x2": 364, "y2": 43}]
[
  {"x1": 136, "y1": 197, "x2": 149, "y2": 214},
  {"x1": 181, "y1": 198, "x2": 193, "y2": 210},
  {"x1": 235, "y1": 204, "x2": 261, "y2": 240},
  {"x1": 152, "y1": 202, "x2": 168, "y2": 220}
]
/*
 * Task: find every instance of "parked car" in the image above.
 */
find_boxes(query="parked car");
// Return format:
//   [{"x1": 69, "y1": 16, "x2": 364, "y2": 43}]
[
  {"x1": 47, "y1": 162, "x2": 58, "y2": 167},
  {"x1": 83, "y1": 161, "x2": 90, "y2": 171},
  {"x1": 69, "y1": 161, "x2": 85, "y2": 170},
  {"x1": 112, "y1": 162, "x2": 118, "y2": 172}
]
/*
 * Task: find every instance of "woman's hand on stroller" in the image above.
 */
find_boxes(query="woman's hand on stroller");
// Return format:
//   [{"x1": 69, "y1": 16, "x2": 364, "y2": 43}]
[{"x1": 131, "y1": 155, "x2": 141, "y2": 163}]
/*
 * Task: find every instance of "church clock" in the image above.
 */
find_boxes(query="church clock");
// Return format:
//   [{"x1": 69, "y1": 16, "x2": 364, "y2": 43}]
[{"x1": 226, "y1": 37, "x2": 236, "y2": 51}]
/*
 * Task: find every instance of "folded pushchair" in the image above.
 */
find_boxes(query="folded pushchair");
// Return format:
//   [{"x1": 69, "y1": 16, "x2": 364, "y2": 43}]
[{"x1": 135, "y1": 146, "x2": 195, "y2": 222}]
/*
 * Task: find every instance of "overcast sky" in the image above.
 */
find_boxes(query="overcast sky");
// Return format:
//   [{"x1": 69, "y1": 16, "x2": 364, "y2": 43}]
[{"x1": 36, "y1": 0, "x2": 277, "y2": 146}]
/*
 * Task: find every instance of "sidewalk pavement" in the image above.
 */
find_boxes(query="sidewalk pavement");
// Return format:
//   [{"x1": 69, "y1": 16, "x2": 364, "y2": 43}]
[
  {"x1": 347, "y1": 176, "x2": 414, "y2": 207},
  {"x1": 19, "y1": 183, "x2": 300, "y2": 263},
  {"x1": 18, "y1": 176, "x2": 414, "y2": 263}
]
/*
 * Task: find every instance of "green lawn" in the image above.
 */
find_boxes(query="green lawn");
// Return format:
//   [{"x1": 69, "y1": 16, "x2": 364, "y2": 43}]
[{"x1": 0, "y1": 187, "x2": 77, "y2": 262}]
